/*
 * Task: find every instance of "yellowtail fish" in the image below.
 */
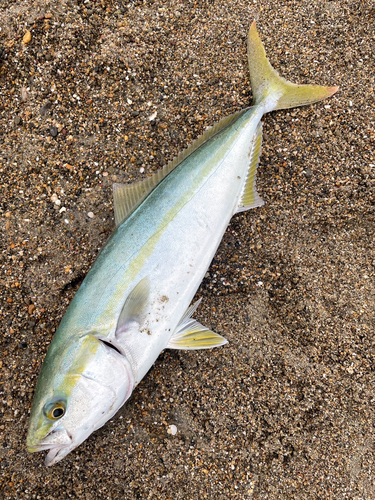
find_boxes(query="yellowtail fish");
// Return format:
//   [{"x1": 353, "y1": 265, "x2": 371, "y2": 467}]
[{"x1": 27, "y1": 22, "x2": 338, "y2": 465}]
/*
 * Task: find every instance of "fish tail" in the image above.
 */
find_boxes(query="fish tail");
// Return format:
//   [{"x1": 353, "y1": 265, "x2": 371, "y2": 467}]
[{"x1": 247, "y1": 22, "x2": 338, "y2": 111}]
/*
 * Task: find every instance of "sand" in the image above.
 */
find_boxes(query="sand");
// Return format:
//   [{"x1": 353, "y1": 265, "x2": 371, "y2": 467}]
[{"x1": 1, "y1": 0, "x2": 374, "y2": 498}]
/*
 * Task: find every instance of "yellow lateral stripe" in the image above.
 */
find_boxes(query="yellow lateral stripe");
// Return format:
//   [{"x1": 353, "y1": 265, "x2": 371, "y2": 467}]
[
  {"x1": 113, "y1": 108, "x2": 249, "y2": 227},
  {"x1": 57, "y1": 335, "x2": 99, "y2": 397}
]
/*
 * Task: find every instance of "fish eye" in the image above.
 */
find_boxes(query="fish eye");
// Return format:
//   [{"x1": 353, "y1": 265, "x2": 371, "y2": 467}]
[
  {"x1": 45, "y1": 401, "x2": 66, "y2": 420},
  {"x1": 52, "y1": 407, "x2": 64, "y2": 418}
]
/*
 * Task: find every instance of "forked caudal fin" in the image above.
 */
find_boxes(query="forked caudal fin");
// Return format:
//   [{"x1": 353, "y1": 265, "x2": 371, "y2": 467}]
[{"x1": 248, "y1": 22, "x2": 339, "y2": 111}]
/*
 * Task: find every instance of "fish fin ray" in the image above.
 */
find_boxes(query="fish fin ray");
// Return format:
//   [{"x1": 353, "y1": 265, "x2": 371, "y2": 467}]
[
  {"x1": 236, "y1": 122, "x2": 264, "y2": 213},
  {"x1": 116, "y1": 276, "x2": 150, "y2": 336},
  {"x1": 113, "y1": 182, "x2": 154, "y2": 228},
  {"x1": 168, "y1": 300, "x2": 227, "y2": 350},
  {"x1": 113, "y1": 108, "x2": 250, "y2": 227},
  {"x1": 248, "y1": 21, "x2": 339, "y2": 111},
  {"x1": 178, "y1": 298, "x2": 202, "y2": 324},
  {"x1": 168, "y1": 321, "x2": 228, "y2": 350}
]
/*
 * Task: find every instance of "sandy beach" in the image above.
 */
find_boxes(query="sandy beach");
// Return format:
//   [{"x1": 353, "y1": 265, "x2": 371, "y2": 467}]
[{"x1": 1, "y1": 0, "x2": 374, "y2": 498}]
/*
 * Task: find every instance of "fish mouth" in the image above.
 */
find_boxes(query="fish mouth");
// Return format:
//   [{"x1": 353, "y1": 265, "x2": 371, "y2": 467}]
[
  {"x1": 44, "y1": 445, "x2": 71, "y2": 466},
  {"x1": 28, "y1": 442, "x2": 73, "y2": 466},
  {"x1": 28, "y1": 427, "x2": 74, "y2": 466}
]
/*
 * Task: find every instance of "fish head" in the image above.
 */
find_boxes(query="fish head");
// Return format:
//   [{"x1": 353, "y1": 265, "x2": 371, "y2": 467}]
[{"x1": 27, "y1": 334, "x2": 134, "y2": 466}]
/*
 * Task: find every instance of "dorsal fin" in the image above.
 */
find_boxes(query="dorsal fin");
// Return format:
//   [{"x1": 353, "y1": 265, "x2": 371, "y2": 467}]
[
  {"x1": 236, "y1": 122, "x2": 264, "y2": 213},
  {"x1": 113, "y1": 107, "x2": 250, "y2": 227}
]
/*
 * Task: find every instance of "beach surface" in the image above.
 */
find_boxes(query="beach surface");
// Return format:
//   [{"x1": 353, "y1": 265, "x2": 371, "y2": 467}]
[{"x1": 1, "y1": 0, "x2": 374, "y2": 498}]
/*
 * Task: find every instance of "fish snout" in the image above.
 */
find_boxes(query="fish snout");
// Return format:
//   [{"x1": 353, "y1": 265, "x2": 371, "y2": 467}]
[{"x1": 27, "y1": 426, "x2": 72, "y2": 453}]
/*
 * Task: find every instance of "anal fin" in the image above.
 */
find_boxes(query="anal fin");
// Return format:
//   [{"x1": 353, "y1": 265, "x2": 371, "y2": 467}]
[
  {"x1": 168, "y1": 299, "x2": 228, "y2": 350},
  {"x1": 236, "y1": 122, "x2": 264, "y2": 213}
]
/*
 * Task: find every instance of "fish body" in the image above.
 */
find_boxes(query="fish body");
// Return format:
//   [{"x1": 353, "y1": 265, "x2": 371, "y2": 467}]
[
  {"x1": 27, "y1": 22, "x2": 338, "y2": 465},
  {"x1": 61, "y1": 104, "x2": 263, "y2": 383}
]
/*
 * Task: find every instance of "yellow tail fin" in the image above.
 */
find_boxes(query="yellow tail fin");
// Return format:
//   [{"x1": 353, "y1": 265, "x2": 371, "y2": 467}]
[{"x1": 248, "y1": 22, "x2": 338, "y2": 110}]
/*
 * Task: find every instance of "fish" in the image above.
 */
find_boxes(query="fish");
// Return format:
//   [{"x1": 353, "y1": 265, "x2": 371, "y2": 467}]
[{"x1": 27, "y1": 22, "x2": 338, "y2": 466}]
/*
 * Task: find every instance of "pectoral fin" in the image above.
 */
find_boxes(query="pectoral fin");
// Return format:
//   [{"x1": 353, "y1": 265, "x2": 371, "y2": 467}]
[
  {"x1": 168, "y1": 299, "x2": 228, "y2": 350},
  {"x1": 116, "y1": 276, "x2": 150, "y2": 337}
]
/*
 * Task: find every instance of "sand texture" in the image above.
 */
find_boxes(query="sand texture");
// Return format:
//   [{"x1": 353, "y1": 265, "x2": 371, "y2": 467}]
[{"x1": 1, "y1": 0, "x2": 374, "y2": 498}]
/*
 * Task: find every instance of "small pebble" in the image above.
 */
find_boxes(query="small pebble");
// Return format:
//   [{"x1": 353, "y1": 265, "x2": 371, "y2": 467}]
[
  {"x1": 167, "y1": 425, "x2": 177, "y2": 436},
  {"x1": 22, "y1": 31, "x2": 32, "y2": 44},
  {"x1": 21, "y1": 87, "x2": 28, "y2": 101},
  {"x1": 87, "y1": 212, "x2": 94, "y2": 218},
  {"x1": 40, "y1": 101, "x2": 52, "y2": 117},
  {"x1": 50, "y1": 126, "x2": 58, "y2": 137}
]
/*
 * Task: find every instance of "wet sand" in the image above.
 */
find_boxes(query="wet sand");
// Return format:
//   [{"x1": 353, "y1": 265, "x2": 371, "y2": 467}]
[{"x1": 1, "y1": 0, "x2": 374, "y2": 498}]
